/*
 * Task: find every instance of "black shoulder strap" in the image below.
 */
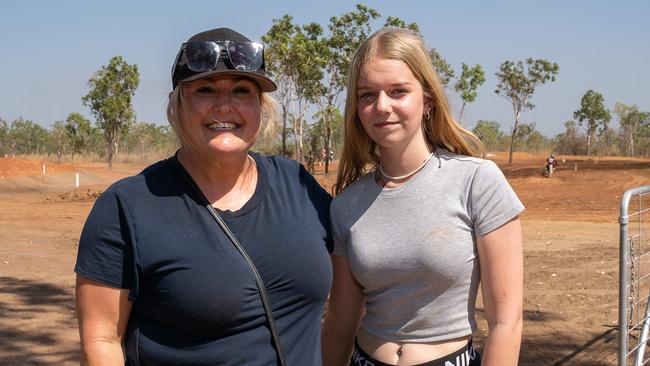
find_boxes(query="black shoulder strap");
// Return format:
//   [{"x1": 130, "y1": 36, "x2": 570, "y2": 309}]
[{"x1": 174, "y1": 158, "x2": 287, "y2": 366}]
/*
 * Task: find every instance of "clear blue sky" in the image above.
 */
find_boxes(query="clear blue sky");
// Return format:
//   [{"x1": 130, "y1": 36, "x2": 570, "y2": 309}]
[{"x1": 1, "y1": 0, "x2": 647, "y2": 136}]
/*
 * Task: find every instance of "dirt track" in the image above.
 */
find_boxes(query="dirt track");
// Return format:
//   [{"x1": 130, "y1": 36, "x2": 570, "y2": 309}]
[{"x1": 1, "y1": 153, "x2": 649, "y2": 365}]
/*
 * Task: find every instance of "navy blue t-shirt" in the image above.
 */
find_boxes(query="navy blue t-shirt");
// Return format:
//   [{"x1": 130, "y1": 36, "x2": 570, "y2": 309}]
[{"x1": 75, "y1": 153, "x2": 333, "y2": 365}]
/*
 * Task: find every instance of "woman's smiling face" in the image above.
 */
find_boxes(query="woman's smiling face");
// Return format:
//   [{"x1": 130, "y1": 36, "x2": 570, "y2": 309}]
[
  {"x1": 356, "y1": 57, "x2": 429, "y2": 151},
  {"x1": 180, "y1": 75, "x2": 262, "y2": 158}
]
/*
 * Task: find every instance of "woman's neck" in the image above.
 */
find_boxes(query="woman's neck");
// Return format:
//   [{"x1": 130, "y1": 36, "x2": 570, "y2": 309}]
[
  {"x1": 378, "y1": 139, "x2": 433, "y2": 179},
  {"x1": 177, "y1": 148, "x2": 258, "y2": 210}
]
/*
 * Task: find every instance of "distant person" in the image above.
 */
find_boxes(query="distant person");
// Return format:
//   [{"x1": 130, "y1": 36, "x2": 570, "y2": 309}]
[
  {"x1": 322, "y1": 27, "x2": 525, "y2": 366},
  {"x1": 75, "y1": 27, "x2": 333, "y2": 365},
  {"x1": 546, "y1": 154, "x2": 558, "y2": 177}
]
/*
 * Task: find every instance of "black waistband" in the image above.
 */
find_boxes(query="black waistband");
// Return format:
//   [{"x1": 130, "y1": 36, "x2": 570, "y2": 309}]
[{"x1": 351, "y1": 338, "x2": 480, "y2": 366}]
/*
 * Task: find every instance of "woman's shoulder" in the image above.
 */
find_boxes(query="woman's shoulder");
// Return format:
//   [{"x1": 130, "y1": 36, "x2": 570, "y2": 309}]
[
  {"x1": 255, "y1": 153, "x2": 301, "y2": 172},
  {"x1": 102, "y1": 157, "x2": 177, "y2": 199}
]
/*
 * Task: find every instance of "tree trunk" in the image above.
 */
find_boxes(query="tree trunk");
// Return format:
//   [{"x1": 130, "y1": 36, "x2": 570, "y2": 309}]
[
  {"x1": 508, "y1": 117, "x2": 519, "y2": 165},
  {"x1": 282, "y1": 105, "x2": 288, "y2": 157},
  {"x1": 458, "y1": 102, "x2": 466, "y2": 126},
  {"x1": 324, "y1": 123, "x2": 333, "y2": 174},
  {"x1": 587, "y1": 133, "x2": 592, "y2": 157}
]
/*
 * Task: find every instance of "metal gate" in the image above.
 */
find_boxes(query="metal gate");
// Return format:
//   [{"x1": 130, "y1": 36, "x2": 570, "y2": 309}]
[{"x1": 619, "y1": 185, "x2": 650, "y2": 365}]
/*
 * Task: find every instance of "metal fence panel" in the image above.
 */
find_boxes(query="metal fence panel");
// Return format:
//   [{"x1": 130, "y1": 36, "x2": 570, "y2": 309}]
[{"x1": 619, "y1": 185, "x2": 650, "y2": 366}]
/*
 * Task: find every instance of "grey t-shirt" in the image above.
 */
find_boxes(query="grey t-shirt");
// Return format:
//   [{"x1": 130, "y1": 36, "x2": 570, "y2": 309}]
[{"x1": 331, "y1": 148, "x2": 524, "y2": 342}]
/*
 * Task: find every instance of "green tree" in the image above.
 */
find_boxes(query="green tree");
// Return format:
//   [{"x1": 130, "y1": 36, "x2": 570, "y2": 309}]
[
  {"x1": 64, "y1": 112, "x2": 93, "y2": 163},
  {"x1": 263, "y1": 16, "x2": 324, "y2": 162},
  {"x1": 0, "y1": 118, "x2": 8, "y2": 155},
  {"x1": 82, "y1": 55, "x2": 139, "y2": 169},
  {"x1": 454, "y1": 63, "x2": 485, "y2": 124},
  {"x1": 495, "y1": 58, "x2": 559, "y2": 164},
  {"x1": 318, "y1": 4, "x2": 380, "y2": 173},
  {"x1": 573, "y1": 89, "x2": 611, "y2": 156},
  {"x1": 554, "y1": 120, "x2": 585, "y2": 155},
  {"x1": 9, "y1": 117, "x2": 48, "y2": 155},
  {"x1": 472, "y1": 120, "x2": 503, "y2": 151},
  {"x1": 49, "y1": 121, "x2": 68, "y2": 163},
  {"x1": 615, "y1": 103, "x2": 650, "y2": 156}
]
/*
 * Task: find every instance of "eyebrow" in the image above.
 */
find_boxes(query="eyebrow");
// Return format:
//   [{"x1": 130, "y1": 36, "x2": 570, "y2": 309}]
[{"x1": 357, "y1": 81, "x2": 413, "y2": 90}]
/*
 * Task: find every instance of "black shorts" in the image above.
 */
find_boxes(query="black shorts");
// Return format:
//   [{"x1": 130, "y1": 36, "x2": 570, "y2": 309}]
[{"x1": 350, "y1": 338, "x2": 481, "y2": 366}]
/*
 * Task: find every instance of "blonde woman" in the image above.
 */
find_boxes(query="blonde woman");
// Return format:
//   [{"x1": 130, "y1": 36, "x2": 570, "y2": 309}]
[
  {"x1": 322, "y1": 28, "x2": 524, "y2": 366},
  {"x1": 75, "y1": 27, "x2": 332, "y2": 365}
]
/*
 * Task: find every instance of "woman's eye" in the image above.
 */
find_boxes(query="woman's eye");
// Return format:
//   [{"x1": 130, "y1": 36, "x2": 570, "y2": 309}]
[
  {"x1": 392, "y1": 89, "x2": 407, "y2": 97},
  {"x1": 196, "y1": 86, "x2": 214, "y2": 94},
  {"x1": 233, "y1": 86, "x2": 251, "y2": 94},
  {"x1": 359, "y1": 92, "x2": 375, "y2": 101}
]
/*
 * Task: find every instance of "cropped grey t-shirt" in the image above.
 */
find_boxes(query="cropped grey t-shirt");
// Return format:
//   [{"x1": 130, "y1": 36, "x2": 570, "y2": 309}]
[{"x1": 330, "y1": 148, "x2": 524, "y2": 342}]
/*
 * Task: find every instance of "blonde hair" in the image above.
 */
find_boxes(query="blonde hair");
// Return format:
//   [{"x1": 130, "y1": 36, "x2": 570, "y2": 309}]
[
  {"x1": 335, "y1": 27, "x2": 484, "y2": 194},
  {"x1": 166, "y1": 81, "x2": 279, "y2": 155}
]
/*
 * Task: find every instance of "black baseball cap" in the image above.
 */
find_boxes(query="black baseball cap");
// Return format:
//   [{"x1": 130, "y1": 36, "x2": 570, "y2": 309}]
[{"x1": 171, "y1": 27, "x2": 277, "y2": 92}]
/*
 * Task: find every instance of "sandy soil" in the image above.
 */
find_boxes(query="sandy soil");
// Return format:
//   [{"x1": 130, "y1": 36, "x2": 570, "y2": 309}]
[{"x1": 1, "y1": 153, "x2": 649, "y2": 365}]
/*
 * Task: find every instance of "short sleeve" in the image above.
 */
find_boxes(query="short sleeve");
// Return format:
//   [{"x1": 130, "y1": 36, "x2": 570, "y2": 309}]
[
  {"x1": 329, "y1": 201, "x2": 348, "y2": 257},
  {"x1": 299, "y1": 165, "x2": 334, "y2": 253},
  {"x1": 74, "y1": 189, "x2": 137, "y2": 292},
  {"x1": 469, "y1": 160, "x2": 525, "y2": 236}
]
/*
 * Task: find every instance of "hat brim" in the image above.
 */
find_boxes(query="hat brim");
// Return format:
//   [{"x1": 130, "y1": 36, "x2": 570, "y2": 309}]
[{"x1": 180, "y1": 69, "x2": 277, "y2": 93}]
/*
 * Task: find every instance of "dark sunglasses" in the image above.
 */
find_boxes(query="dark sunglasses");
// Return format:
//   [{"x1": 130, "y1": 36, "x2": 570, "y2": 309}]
[{"x1": 173, "y1": 40, "x2": 264, "y2": 76}]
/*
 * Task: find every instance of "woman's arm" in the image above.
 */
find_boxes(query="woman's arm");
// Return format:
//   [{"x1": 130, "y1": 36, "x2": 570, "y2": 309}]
[
  {"x1": 476, "y1": 217, "x2": 523, "y2": 366},
  {"x1": 76, "y1": 275, "x2": 133, "y2": 366},
  {"x1": 322, "y1": 255, "x2": 366, "y2": 366}
]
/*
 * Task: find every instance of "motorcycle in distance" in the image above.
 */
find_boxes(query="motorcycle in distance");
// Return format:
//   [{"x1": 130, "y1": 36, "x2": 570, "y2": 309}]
[{"x1": 544, "y1": 154, "x2": 558, "y2": 178}]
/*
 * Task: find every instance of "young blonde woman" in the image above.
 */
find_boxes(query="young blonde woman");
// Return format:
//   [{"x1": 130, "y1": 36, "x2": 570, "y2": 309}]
[{"x1": 322, "y1": 27, "x2": 524, "y2": 366}]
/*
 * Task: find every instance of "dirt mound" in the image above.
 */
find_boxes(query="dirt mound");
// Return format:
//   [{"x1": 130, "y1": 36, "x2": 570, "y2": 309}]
[{"x1": 45, "y1": 185, "x2": 106, "y2": 202}]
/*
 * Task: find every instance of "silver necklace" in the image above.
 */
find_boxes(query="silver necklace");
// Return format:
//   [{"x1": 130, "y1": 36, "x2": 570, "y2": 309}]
[{"x1": 379, "y1": 151, "x2": 434, "y2": 181}]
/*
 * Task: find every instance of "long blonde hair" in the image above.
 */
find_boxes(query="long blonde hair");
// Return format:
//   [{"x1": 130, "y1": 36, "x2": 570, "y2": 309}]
[
  {"x1": 166, "y1": 82, "x2": 279, "y2": 155},
  {"x1": 335, "y1": 27, "x2": 484, "y2": 194}
]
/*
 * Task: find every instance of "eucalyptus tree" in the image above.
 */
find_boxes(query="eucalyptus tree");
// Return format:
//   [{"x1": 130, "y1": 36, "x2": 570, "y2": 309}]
[
  {"x1": 64, "y1": 112, "x2": 93, "y2": 163},
  {"x1": 615, "y1": 103, "x2": 650, "y2": 156},
  {"x1": 9, "y1": 117, "x2": 47, "y2": 155},
  {"x1": 82, "y1": 55, "x2": 139, "y2": 169},
  {"x1": 573, "y1": 89, "x2": 611, "y2": 156},
  {"x1": 454, "y1": 63, "x2": 485, "y2": 124},
  {"x1": 472, "y1": 120, "x2": 503, "y2": 151},
  {"x1": 263, "y1": 16, "x2": 324, "y2": 162},
  {"x1": 49, "y1": 121, "x2": 68, "y2": 163},
  {"x1": 0, "y1": 118, "x2": 8, "y2": 155},
  {"x1": 317, "y1": 4, "x2": 380, "y2": 173},
  {"x1": 495, "y1": 58, "x2": 559, "y2": 164}
]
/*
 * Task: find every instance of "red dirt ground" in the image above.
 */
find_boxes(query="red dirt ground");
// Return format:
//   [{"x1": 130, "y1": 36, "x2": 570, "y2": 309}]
[{"x1": 1, "y1": 153, "x2": 649, "y2": 365}]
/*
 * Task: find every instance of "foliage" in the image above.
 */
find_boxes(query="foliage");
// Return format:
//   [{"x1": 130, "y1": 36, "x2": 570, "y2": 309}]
[
  {"x1": 64, "y1": 112, "x2": 93, "y2": 162},
  {"x1": 472, "y1": 120, "x2": 504, "y2": 151},
  {"x1": 49, "y1": 121, "x2": 68, "y2": 163},
  {"x1": 614, "y1": 103, "x2": 650, "y2": 156},
  {"x1": 554, "y1": 120, "x2": 586, "y2": 155},
  {"x1": 82, "y1": 55, "x2": 139, "y2": 169},
  {"x1": 262, "y1": 15, "x2": 324, "y2": 161},
  {"x1": 8, "y1": 117, "x2": 48, "y2": 155},
  {"x1": 454, "y1": 63, "x2": 485, "y2": 124},
  {"x1": 573, "y1": 89, "x2": 611, "y2": 156},
  {"x1": 495, "y1": 58, "x2": 559, "y2": 164},
  {"x1": 0, "y1": 118, "x2": 8, "y2": 155}
]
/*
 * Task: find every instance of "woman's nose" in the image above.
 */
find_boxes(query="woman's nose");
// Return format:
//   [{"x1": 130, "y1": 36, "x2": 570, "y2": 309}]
[
  {"x1": 212, "y1": 92, "x2": 233, "y2": 113},
  {"x1": 375, "y1": 91, "x2": 391, "y2": 114}
]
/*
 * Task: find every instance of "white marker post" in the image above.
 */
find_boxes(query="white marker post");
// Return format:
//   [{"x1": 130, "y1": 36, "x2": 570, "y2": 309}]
[
  {"x1": 76, "y1": 173, "x2": 80, "y2": 188},
  {"x1": 42, "y1": 163, "x2": 46, "y2": 179}
]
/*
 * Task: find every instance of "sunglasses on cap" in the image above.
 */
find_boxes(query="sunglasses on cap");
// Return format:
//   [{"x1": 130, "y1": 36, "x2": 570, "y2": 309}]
[{"x1": 173, "y1": 40, "x2": 264, "y2": 76}]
